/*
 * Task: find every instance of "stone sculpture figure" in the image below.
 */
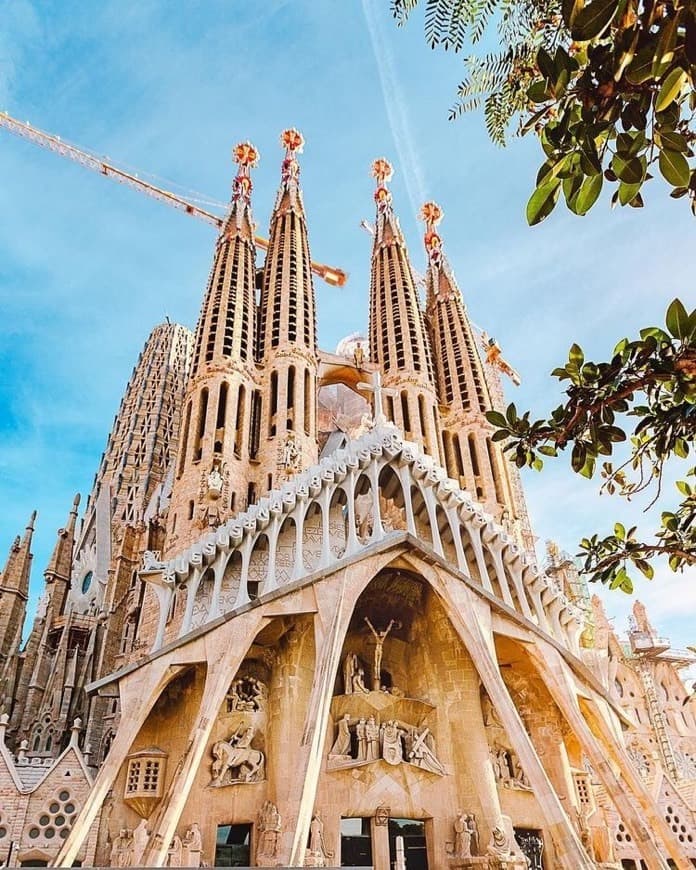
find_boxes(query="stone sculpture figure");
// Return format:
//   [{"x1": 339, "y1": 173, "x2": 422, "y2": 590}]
[
  {"x1": 453, "y1": 813, "x2": 472, "y2": 858},
  {"x1": 282, "y1": 433, "x2": 300, "y2": 472},
  {"x1": 182, "y1": 823, "x2": 203, "y2": 867},
  {"x1": 306, "y1": 813, "x2": 334, "y2": 866},
  {"x1": 352, "y1": 666, "x2": 370, "y2": 694},
  {"x1": 211, "y1": 724, "x2": 265, "y2": 785},
  {"x1": 467, "y1": 814, "x2": 480, "y2": 857},
  {"x1": 167, "y1": 834, "x2": 183, "y2": 867},
  {"x1": 110, "y1": 829, "x2": 134, "y2": 868},
  {"x1": 380, "y1": 719, "x2": 406, "y2": 765},
  {"x1": 487, "y1": 823, "x2": 512, "y2": 860},
  {"x1": 227, "y1": 677, "x2": 267, "y2": 712},
  {"x1": 257, "y1": 800, "x2": 281, "y2": 861},
  {"x1": 366, "y1": 715, "x2": 380, "y2": 761},
  {"x1": 356, "y1": 717, "x2": 368, "y2": 761},
  {"x1": 364, "y1": 616, "x2": 396, "y2": 690},
  {"x1": 132, "y1": 819, "x2": 149, "y2": 865},
  {"x1": 330, "y1": 713, "x2": 353, "y2": 758},
  {"x1": 408, "y1": 726, "x2": 446, "y2": 775}
]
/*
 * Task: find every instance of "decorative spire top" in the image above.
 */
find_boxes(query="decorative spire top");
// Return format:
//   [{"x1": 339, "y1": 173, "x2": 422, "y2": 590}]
[
  {"x1": 371, "y1": 158, "x2": 394, "y2": 212},
  {"x1": 231, "y1": 141, "x2": 259, "y2": 204},
  {"x1": 419, "y1": 201, "x2": 444, "y2": 268}
]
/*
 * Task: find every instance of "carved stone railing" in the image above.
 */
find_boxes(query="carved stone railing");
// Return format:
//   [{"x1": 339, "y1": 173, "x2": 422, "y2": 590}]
[{"x1": 141, "y1": 425, "x2": 583, "y2": 654}]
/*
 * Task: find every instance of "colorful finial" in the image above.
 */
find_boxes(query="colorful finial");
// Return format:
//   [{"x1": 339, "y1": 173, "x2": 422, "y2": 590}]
[
  {"x1": 371, "y1": 158, "x2": 394, "y2": 211},
  {"x1": 231, "y1": 141, "x2": 259, "y2": 203},
  {"x1": 371, "y1": 158, "x2": 393, "y2": 186},
  {"x1": 280, "y1": 129, "x2": 303, "y2": 188},
  {"x1": 281, "y1": 128, "x2": 304, "y2": 154},
  {"x1": 419, "y1": 201, "x2": 444, "y2": 266}
]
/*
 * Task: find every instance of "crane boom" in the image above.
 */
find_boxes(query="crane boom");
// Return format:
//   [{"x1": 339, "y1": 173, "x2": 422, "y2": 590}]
[{"x1": 0, "y1": 111, "x2": 347, "y2": 287}]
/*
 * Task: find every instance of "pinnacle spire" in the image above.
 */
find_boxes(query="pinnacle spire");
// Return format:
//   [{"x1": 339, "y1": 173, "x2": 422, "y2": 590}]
[
  {"x1": 273, "y1": 127, "x2": 305, "y2": 213},
  {"x1": 44, "y1": 494, "x2": 81, "y2": 587}
]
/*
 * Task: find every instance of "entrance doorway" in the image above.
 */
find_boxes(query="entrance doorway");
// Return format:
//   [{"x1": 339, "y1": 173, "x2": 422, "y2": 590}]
[
  {"x1": 215, "y1": 823, "x2": 252, "y2": 867},
  {"x1": 514, "y1": 828, "x2": 544, "y2": 870},
  {"x1": 341, "y1": 817, "x2": 373, "y2": 866},
  {"x1": 388, "y1": 818, "x2": 428, "y2": 870}
]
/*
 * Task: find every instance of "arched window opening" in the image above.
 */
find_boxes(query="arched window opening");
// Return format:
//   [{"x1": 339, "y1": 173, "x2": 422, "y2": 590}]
[
  {"x1": 249, "y1": 389, "x2": 262, "y2": 459},
  {"x1": 453, "y1": 436, "x2": 465, "y2": 481},
  {"x1": 287, "y1": 366, "x2": 295, "y2": 409},
  {"x1": 188, "y1": 500, "x2": 195, "y2": 521},
  {"x1": 177, "y1": 400, "x2": 192, "y2": 478},
  {"x1": 418, "y1": 394, "x2": 427, "y2": 447},
  {"x1": 234, "y1": 385, "x2": 246, "y2": 459},
  {"x1": 269, "y1": 371, "x2": 278, "y2": 436},
  {"x1": 487, "y1": 440, "x2": 506, "y2": 505},
  {"x1": 214, "y1": 382, "x2": 228, "y2": 453},
  {"x1": 193, "y1": 388, "x2": 209, "y2": 462},
  {"x1": 304, "y1": 368, "x2": 311, "y2": 436},
  {"x1": 400, "y1": 392, "x2": 411, "y2": 433}
]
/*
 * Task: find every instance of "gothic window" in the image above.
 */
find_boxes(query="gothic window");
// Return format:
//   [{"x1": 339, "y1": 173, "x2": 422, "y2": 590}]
[
  {"x1": 249, "y1": 389, "x2": 262, "y2": 460},
  {"x1": 193, "y1": 389, "x2": 209, "y2": 462},
  {"x1": 487, "y1": 440, "x2": 506, "y2": 505},
  {"x1": 304, "y1": 368, "x2": 311, "y2": 436},
  {"x1": 234, "y1": 385, "x2": 246, "y2": 460},
  {"x1": 215, "y1": 382, "x2": 229, "y2": 453},
  {"x1": 287, "y1": 366, "x2": 296, "y2": 432},
  {"x1": 400, "y1": 392, "x2": 411, "y2": 433},
  {"x1": 417, "y1": 394, "x2": 427, "y2": 442}
]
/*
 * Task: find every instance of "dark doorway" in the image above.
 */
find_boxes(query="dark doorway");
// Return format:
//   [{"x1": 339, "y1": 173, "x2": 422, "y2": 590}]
[
  {"x1": 341, "y1": 817, "x2": 373, "y2": 866},
  {"x1": 515, "y1": 828, "x2": 544, "y2": 870},
  {"x1": 215, "y1": 823, "x2": 252, "y2": 867},
  {"x1": 388, "y1": 818, "x2": 428, "y2": 870}
]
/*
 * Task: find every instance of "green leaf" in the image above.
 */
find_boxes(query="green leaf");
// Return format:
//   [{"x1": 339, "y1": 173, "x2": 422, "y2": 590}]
[
  {"x1": 634, "y1": 559, "x2": 654, "y2": 580},
  {"x1": 659, "y1": 149, "x2": 691, "y2": 187},
  {"x1": 526, "y1": 176, "x2": 561, "y2": 226},
  {"x1": 657, "y1": 129, "x2": 689, "y2": 152},
  {"x1": 570, "y1": 0, "x2": 618, "y2": 40},
  {"x1": 666, "y1": 298, "x2": 691, "y2": 338},
  {"x1": 614, "y1": 522, "x2": 626, "y2": 540},
  {"x1": 655, "y1": 68, "x2": 687, "y2": 113},
  {"x1": 618, "y1": 180, "x2": 641, "y2": 205},
  {"x1": 612, "y1": 153, "x2": 645, "y2": 184},
  {"x1": 486, "y1": 410, "x2": 508, "y2": 428},
  {"x1": 626, "y1": 44, "x2": 657, "y2": 84},
  {"x1": 572, "y1": 173, "x2": 603, "y2": 214}
]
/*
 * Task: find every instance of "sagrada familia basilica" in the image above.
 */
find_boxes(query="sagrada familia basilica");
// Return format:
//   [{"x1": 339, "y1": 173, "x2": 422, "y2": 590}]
[{"x1": 0, "y1": 129, "x2": 694, "y2": 870}]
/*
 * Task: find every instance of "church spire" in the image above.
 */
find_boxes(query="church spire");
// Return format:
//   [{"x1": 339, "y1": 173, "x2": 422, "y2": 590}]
[
  {"x1": 0, "y1": 511, "x2": 36, "y2": 665},
  {"x1": 44, "y1": 494, "x2": 80, "y2": 617},
  {"x1": 367, "y1": 159, "x2": 440, "y2": 461},
  {"x1": 420, "y1": 203, "x2": 529, "y2": 534},
  {"x1": 254, "y1": 129, "x2": 319, "y2": 496},
  {"x1": 166, "y1": 143, "x2": 261, "y2": 553}
]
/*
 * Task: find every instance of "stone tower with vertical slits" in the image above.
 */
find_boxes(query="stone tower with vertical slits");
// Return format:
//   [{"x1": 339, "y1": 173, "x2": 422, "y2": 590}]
[
  {"x1": 420, "y1": 202, "x2": 532, "y2": 543},
  {"x1": 255, "y1": 130, "x2": 319, "y2": 493},
  {"x1": 165, "y1": 143, "x2": 260, "y2": 556},
  {"x1": 367, "y1": 159, "x2": 442, "y2": 463}
]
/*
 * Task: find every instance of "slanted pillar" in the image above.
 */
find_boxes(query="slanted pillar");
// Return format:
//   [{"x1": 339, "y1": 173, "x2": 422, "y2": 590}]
[
  {"x1": 429, "y1": 563, "x2": 595, "y2": 869},
  {"x1": 528, "y1": 641, "x2": 686, "y2": 870}
]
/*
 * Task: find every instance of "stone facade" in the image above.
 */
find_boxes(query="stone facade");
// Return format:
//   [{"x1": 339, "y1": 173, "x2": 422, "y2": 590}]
[{"x1": 0, "y1": 132, "x2": 694, "y2": 869}]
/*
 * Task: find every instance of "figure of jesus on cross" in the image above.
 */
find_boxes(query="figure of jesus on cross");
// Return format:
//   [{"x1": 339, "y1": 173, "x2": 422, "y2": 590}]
[{"x1": 364, "y1": 617, "x2": 397, "y2": 691}]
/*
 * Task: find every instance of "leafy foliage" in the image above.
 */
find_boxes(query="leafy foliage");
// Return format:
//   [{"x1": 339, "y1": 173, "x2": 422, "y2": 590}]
[
  {"x1": 485, "y1": 299, "x2": 696, "y2": 591},
  {"x1": 392, "y1": 0, "x2": 696, "y2": 220}
]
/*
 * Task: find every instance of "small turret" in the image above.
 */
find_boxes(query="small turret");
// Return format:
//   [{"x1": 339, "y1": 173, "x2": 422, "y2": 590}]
[{"x1": 0, "y1": 511, "x2": 36, "y2": 665}]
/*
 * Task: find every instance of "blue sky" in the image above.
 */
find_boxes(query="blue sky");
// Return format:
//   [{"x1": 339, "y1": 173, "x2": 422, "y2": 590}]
[{"x1": 0, "y1": 0, "x2": 694, "y2": 653}]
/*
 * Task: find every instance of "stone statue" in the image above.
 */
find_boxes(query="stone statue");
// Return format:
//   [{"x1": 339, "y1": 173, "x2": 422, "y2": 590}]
[
  {"x1": 282, "y1": 433, "x2": 300, "y2": 472},
  {"x1": 132, "y1": 819, "x2": 149, "y2": 866},
  {"x1": 453, "y1": 813, "x2": 472, "y2": 859},
  {"x1": 211, "y1": 724, "x2": 265, "y2": 785},
  {"x1": 330, "y1": 713, "x2": 353, "y2": 758},
  {"x1": 343, "y1": 652, "x2": 359, "y2": 695},
  {"x1": 511, "y1": 752, "x2": 531, "y2": 789},
  {"x1": 366, "y1": 715, "x2": 380, "y2": 761},
  {"x1": 487, "y1": 823, "x2": 512, "y2": 860},
  {"x1": 467, "y1": 814, "x2": 480, "y2": 857},
  {"x1": 257, "y1": 800, "x2": 281, "y2": 862},
  {"x1": 356, "y1": 717, "x2": 367, "y2": 761},
  {"x1": 226, "y1": 677, "x2": 267, "y2": 712},
  {"x1": 182, "y1": 823, "x2": 203, "y2": 868},
  {"x1": 306, "y1": 813, "x2": 333, "y2": 866},
  {"x1": 110, "y1": 829, "x2": 134, "y2": 868},
  {"x1": 167, "y1": 834, "x2": 183, "y2": 867},
  {"x1": 352, "y1": 665, "x2": 370, "y2": 694},
  {"x1": 380, "y1": 719, "x2": 406, "y2": 765},
  {"x1": 364, "y1": 617, "x2": 396, "y2": 690},
  {"x1": 353, "y1": 341, "x2": 365, "y2": 369},
  {"x1": 206, "y1": 462, "x2": 224, "y2": 498},
  {"x1": 407, "y1": 726, "x2": 445, "y2": 775}
]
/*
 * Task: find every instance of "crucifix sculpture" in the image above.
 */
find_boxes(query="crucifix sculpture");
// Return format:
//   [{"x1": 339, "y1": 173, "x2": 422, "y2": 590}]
[{"x1": 357, "y1": 371, "x2": 395, "y2": 427}]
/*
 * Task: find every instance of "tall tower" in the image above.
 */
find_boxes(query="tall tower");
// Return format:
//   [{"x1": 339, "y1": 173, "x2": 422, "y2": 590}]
[
  {"x1": 166, "y1": 143, "x2": 260, "y2": 554},
  {"x1": 420, "y1": 202, "x2": 529, "y2": 537},
  {"x1": 256, "y1": 130, "x2": 319, "y2": 491},
  {"x1": 0, "y1": 512, "x2": 35, "y2": 708},
  {"x1": 71, "y1": 320, "x2": 192, "y2": 609},
  {"x1": 367, "y1": 159, "x2": 441, "y2": 461}
]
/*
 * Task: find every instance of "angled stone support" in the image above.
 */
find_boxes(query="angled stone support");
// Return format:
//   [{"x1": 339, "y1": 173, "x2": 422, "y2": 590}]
[
  {"x1": 527, "y1": 641, "x2": 687, "y2": 870},
  {"x1": 428, "y1": 565, "x2": 595, "y2": 869},
  {"x1": 142, "y1": 608, "x2": 268, "y2": 867},
  {"x1": 52, "y1": 657, "x2": 175, "y2": 867}
]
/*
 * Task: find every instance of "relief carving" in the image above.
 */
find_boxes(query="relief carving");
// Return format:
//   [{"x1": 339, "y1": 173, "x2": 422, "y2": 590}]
[
  {"x1": 210, "y1": 723, "x2": 265, "y2": 785},
  {"x1": 226, "y1": 677, "x2": 267, "y2": 712},
  {"x1": 328, "y1": 714, "x2": 444, "y2": 774},
  {"x1": 256, "y1": 800, "x2": 281, "y2": 863}
]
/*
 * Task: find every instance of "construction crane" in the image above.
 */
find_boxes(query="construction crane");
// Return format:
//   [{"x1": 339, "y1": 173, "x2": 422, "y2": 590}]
[{"x1": 0, "y1": 111, "x2": 347, "y2": 287}]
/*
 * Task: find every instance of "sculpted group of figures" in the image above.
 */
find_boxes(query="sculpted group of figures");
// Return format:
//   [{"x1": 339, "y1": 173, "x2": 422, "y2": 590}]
[
  {"x1": 110, "y1": 821, "x2": 202, "y2": 868},
  {"x1": 329, "y1": 711, "x2": 445, "y2": 775},
  {"x1": 449, "y1": 815, "x2": 534, "y2": 869},
  {"x1": 490, "y1": 745, "x2": 531, "y2": 790}
]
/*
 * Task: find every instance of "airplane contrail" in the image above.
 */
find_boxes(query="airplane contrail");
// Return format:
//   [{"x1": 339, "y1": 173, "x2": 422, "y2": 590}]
[{"x1": 361, "y1": 0, "x2": 428, "y2": 226}]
